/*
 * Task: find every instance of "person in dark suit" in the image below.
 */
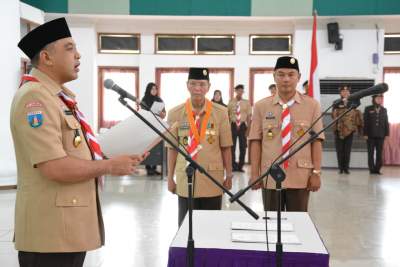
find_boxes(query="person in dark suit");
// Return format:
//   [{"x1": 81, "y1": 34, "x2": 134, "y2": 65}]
[{"x1": 363, "y1": 94, "x2": 389, "y2": 174}]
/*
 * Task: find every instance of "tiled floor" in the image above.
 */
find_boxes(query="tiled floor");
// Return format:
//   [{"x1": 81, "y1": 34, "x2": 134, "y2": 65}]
[{"x1": 1, "y1": 167, "x2": 400, "y2": 266}]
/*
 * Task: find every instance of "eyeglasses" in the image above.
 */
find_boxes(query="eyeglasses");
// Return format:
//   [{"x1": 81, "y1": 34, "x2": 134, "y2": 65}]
[{"x1": 188, "y1": 81, "x2": 209, "y2": 88}]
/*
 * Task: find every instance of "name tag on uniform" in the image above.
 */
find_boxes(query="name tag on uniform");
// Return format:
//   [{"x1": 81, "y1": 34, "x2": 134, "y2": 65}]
[
  {"x1": 179, "y1": 122, "x2": 190, "y2": 130},
  {"x1": 64, "y1": 110, "x2": 73, "y2": 115}
]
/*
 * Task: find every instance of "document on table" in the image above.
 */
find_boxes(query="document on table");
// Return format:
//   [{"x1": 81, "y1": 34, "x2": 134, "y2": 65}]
[
  {"x1": 98, "y1": 109, "x2": 170, "y2": 157},
  {"x1": 231, "y1": 222, "x2": 294, "y2": 232},
  {"x1": 231, "y1": 232, "x2": 301, "y2": 245}
]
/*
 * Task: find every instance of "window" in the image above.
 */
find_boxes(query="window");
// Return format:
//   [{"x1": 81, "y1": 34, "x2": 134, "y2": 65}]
[
  {"x1": 156, "y1": 35, "x2": 195, "y2": 54},
  {"x1": 98, "y1": 33, "x2": 140, "y2": 54},
  {"x1": 155, "y1": 34, "x2": 235, "y2": 55},
  {"x1": 197, "y1": 35, "x2": 235, "y2": 55},
  {"x1": 156, "y1": 68, "x2": 234, "y2": 111},
  {"x1": 383, "y1": 68, "x2": 400, "y2": 123},
  {"x1": 249, "y1": 68, "x2": 275, "y2": 105},
  {"x1": 384, "y1": 34, "x2": 400, "y2": 54},
  {"x1": 250, "y1": 35, "x2": 292, "y2": 55},
  {"x1": 98, "y1": 67, "x2": 139, "y2": 129}
]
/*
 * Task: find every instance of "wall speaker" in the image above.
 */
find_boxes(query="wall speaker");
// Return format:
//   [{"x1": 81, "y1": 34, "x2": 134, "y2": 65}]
[{"x1": 327, "y1": 22, "x2": 340, "y2": 44}]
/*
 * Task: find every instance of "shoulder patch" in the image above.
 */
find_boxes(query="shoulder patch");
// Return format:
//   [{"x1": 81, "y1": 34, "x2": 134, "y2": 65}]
[{"x1": 27, "y1": 111, "x2": 43, "y2": 128}]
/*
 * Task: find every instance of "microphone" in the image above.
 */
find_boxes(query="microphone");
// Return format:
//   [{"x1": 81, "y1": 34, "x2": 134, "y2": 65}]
[
  {"x1": 333, "y1": 83, "x2": 388, "y2": 106},
  {"x1": 347, "y1": 83, "x2": 388, "y2": 101},
  {"x1": 104, "y1": 79, "x2": 138, "y2": 102}
]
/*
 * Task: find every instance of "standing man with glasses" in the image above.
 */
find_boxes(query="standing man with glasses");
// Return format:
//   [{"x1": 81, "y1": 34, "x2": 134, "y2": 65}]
[
  {"x1": 227, "y1": 85, "x2": 252, "y2": 172},
  {"x1": 167, "y1": 68, "x2": 233, "y2": 226},
  {"x1": 248, "y1": 56, "x2": 324, "y2": 212}
]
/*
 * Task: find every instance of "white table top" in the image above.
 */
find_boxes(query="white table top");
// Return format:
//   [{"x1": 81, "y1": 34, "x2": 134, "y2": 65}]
[{"x1": 170, "y1": 210, "x2": 328, "y2": 255}]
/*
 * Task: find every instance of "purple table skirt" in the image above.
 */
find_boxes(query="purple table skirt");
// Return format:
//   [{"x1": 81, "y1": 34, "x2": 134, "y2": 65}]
[{"x1": 168, "y1": 247, "x2": 329, "y2": 267}]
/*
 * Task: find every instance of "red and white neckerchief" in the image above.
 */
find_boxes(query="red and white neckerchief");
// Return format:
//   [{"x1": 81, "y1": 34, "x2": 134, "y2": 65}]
[
  {"x1": 185, "y1": 99, "x2": 213, "y2": 160},
  {"x1": 235, "y1": 101, "x2": 241, "y2": 129},
  {"x1": 19, "y1": 74, "x2": 38, "y2": 87},
  {"x1": 280, "y1": 99, "x2": 295, "y2": 169},
  {"x1": 58, "y1": 91, "x2": 105, "y2": 188},
  {"x1": 187, "y1": 114, "x2": 202, "y2": 159}
]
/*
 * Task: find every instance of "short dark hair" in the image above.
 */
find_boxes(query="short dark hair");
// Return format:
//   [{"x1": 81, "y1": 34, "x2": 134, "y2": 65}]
[
  {"x1": 339, "y1": 85, "x2": 351, "y2": 92},
  {"x1": 29, "y1": 43, "x2": 54, "y2": 68},
  {"x1": 302, "y1": 80, "x2": 308, "y2": 87},
  {"x1": 235, "y1": 84, "x2": 244, "y2": 90},
  {"x1": 268, "y1": 84, "x2": 276, "y2": 90}
]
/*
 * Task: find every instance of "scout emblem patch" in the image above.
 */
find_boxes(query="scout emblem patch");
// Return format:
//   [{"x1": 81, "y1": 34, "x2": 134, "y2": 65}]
[
  {"x1": 266, "y1": 112, "x2": 275, "y2": 120},
  {"x1": 27, "y1": 111, "x2": 43, "y2": 128}
]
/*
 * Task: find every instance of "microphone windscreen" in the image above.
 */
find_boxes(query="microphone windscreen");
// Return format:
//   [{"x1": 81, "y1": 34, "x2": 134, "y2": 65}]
[{"x1": 104, "y1": 79, "x2": 114, "y2": 89}]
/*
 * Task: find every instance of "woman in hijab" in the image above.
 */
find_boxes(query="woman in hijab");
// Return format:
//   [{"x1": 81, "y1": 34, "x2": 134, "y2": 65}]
[
  {"x1": 141, "y1": 82, "x2": 166, "y2": 175},
  {"x1": 141, "y1": 82, "x2": 166, "y2": 118},
  {"x1": 211, "y1": 89, "x2": 227, "y2": 107}
]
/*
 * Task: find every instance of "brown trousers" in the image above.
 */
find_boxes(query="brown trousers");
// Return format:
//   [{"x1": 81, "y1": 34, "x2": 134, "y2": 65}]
[{"x1": 262, "y1": 188, "x2": 310, "y2": 212}]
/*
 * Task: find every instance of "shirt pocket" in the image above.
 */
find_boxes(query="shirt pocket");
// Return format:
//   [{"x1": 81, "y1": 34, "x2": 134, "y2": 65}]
[
  {"x1": 293, "y1": 120, "x2": 310, "y2": 139},
  {"x1": 55, "y1": 182, "x2": 91, "y2": 207},
  {"x1": 62, "y1": 115, "x2": 84, "y2": 152},
  {"x1": 297, "y1": 159, "x2": 314, "y2": 169}
]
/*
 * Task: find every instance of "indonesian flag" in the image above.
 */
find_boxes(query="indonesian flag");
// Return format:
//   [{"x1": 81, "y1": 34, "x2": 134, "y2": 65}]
[{"x1": 308, "y1": 11, "x2": 320, "y2": 101}]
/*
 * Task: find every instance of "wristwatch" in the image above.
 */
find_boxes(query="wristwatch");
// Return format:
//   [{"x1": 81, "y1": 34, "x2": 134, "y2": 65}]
[{"x1": 312, "y1": 169, "x2": 322, "y2": 176}]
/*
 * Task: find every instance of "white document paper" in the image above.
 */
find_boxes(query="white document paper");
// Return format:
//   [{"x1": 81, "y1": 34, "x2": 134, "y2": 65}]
[
  {"x1": 150, "y1": 101, "x2": 165, "y2": 115},
  {"x1": 98, "y1": 110, "x2": 170, "y2": 157},
  {"x1": 231, "y1": 222, "x2": 294, "y2": 232},
  {"x1": 231, "y1": 232, "x2": 301, "y2": 245}
]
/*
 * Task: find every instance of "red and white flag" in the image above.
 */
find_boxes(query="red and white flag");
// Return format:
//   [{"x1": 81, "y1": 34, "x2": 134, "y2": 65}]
[{"x1": 308, "y1": 10, "x2": 320, "y2": 101}]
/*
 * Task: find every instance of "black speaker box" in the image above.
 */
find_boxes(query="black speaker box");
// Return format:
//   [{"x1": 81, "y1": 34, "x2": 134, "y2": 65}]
[{"x1": 327, "y1": 22, "x2": 340, "y2": 44}]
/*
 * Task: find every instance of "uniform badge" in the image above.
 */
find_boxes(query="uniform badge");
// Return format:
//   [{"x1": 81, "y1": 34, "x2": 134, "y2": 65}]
[
  {"x1": 207, "y1": 135, "x2": 215, "y2": 144},
  {"x1": 25, "y1": 101, "x2": 43, "y2": 108},
  {"x1": 267, "y1": 130, "x2": 274, "y2": 140},
  {"x1": 297, "y1": 128, "x2": 305, "y2": 138},
  {"x1": 203, "y1": 69, "x2": 208, "y2": 76},
  {"x1": 180, "y1": 122, "x2": 190, "y2": 130},
  {"x1": 73, "y1": 129, "x2": 82, "y2": 147},
  {"x1": 265, "y1": 112, "x2": 275, "y2": 120},
  {"x1": 27, "y1": 111, "x2": 43, "y2": 128},
  {"x1": 290, "y1": 58, "x2": 296, "y2": 64},
  {"x1": 182, "y1": 136, "x2": 189, "y2": 146}
]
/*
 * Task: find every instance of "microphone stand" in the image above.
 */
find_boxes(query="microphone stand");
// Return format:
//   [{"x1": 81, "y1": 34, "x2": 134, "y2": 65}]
[
  {"x1": 230, "y1": 99, "x2": 361, "y2": 267},
  {"x1": 116, "y1": 97, "x2": 259, "y2": 267}
]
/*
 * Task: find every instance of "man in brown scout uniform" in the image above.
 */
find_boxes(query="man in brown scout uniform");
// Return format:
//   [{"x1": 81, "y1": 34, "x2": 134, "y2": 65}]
[
  {"x1": 11, "y1": 18, "x2": 145, "y2": 267},
  {"x1": 332, "y1": 85, "x2": 363, "y2": 174},
  {"x1": 248, "y1": 56, "x2": 324, "y2": 212},
  {"x1": 167, "y1": 68, "x2": 233, "y2": 226},
  {"x1": 227, "y1": 84, "x2": 252, "y2": 172}
]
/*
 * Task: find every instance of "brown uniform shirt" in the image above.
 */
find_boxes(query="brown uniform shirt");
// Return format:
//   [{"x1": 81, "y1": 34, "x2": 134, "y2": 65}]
[
  {"x1": 10, "y1": 68, "x2": 104, "y2": 252},
  {"x1": 332, "y1": 103, "x2": 363, "y2": 139},
  {"x1": 227, "y1": 98, "x2": 252, "y2": 124},
  {"x1": 167, "y1": 101, "x2": 233, "y2": 198},
  {"x1": 248, "y1": 92, "x2": 325, "y2": 189}
]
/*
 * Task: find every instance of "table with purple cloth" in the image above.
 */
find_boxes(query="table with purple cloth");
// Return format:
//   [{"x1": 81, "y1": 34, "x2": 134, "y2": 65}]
[{"x1": 167, "y1": 210, "x2": 329, "y2": 267}]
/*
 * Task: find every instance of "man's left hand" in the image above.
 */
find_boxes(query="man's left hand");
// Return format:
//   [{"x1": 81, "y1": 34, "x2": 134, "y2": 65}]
[
  {"x1": 307, "y1": 173, "x2": 321, "y2": 192},
  {"x1": 223, "y1": 176, "x2": 233, "y2": 190}
]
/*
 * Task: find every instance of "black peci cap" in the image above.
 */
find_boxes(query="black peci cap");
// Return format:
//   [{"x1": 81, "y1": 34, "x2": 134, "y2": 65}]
[
  {"x1": 274, "y1": 56, "x2": 299, "y2": 71},
  {"x1": 188, "y1": 68, "x2": 209, "y2": 80},
  {"x1": 18, "y1": 17, "x2": 72, "y2": 59}
]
